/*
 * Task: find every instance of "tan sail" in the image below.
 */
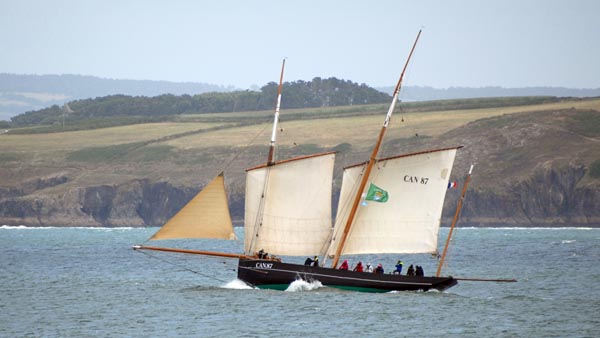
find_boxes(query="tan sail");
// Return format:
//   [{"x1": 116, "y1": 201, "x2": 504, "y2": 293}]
[
  {"x1": 245, "y1": 152, "x2": 336, "y2": 256},
  {"x1": 329, "y1": 147, "x2": 459, "y2": 255},
  {"x1": 149, "y1": 173, "x2": 236, "y2": 241}
]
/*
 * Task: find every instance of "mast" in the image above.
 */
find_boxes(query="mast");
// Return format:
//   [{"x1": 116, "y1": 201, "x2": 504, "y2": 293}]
[
  {"x1": 267, "y1": 58, "x2": 286, "y2": 166},
  {"x1": 331, "y1": 30, "x2": 422, "y2": 268},
  {"x1": 247, "y1": 58, "x2": 286, "y2": 254},
  {"x1": 436, "y1": 164, "x2": 474, "y2": 277}
]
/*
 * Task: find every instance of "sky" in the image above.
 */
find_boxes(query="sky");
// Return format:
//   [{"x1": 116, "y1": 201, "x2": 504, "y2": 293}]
[{"x1": 1, "y1": 0, "x2": 599, "y2": 89}]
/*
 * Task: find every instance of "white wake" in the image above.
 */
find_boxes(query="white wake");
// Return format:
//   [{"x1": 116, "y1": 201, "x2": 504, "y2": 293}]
[
  {"x1": 221, "y1": 279, "x2": 255, "y2": 290},
  {"x1": 285, "y1": 279, "x2": 323, "y2": 292}
]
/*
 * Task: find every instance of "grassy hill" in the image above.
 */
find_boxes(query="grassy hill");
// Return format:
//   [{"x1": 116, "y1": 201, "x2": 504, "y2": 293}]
[{"x1": 1, "y1": 96, "x2": 599, "y2": 227}]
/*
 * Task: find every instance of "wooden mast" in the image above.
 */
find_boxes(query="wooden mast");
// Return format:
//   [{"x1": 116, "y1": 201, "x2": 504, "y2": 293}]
[
  {"x1": 267, "y1": 58, "x2": 286, "y2": 166},
  {"x1": 331, "y1": 30, "x2": 422, "y2": 268},
  {"x1": 436, "y1": 164, "x2": 474, "y2": 277},
  {"x1": 247, "y1": 58, "x2": 286, "y2": 255}
]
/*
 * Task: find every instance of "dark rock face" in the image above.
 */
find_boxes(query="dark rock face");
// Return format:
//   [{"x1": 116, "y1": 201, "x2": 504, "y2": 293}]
[
  {"x1": 444, "y1": 164, "x2": 600, "y2": 227},
  {"x1": 0, "y1": 199, "x2": 42, "y2": 218},
  {"x1": 81, "y1": 185, "x2": 116, "y2": 224},
  {"x1": 0, "y1": 163, "x2": 598, "y2": 227},
  {"x1": 137, "y1": 180, "x2": 195, "y2": 226},
  {"x1": 0, "y1": 177, "x2": 197, "y2": 227}
]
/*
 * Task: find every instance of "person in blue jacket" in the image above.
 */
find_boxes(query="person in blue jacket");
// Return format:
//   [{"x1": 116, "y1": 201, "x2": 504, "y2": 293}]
[{"x1": 393, "y1": 260, "x2": 404, "y2": 274}]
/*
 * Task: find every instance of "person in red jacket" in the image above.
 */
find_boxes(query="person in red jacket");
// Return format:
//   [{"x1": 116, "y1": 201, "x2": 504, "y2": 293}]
[
  {"x1": 353, "y1": 261, "x2": 364, "y2": 272},
  {"x1": 339, "y1": 259, "x2": 349, "y2": 270}
]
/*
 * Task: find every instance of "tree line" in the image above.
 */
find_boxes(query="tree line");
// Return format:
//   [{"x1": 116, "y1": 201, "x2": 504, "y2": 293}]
[{"x1": 11, "y1": 77, "x2": 391, "y2": 127}]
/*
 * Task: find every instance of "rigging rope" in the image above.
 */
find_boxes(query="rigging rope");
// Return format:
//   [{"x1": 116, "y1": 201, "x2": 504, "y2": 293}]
[
  {"x1": 220, "y1": 121, "x2": 272, "y2": 173},
  {"x1": 248, "y1": 165, "x2": 272, "y2": 254},
  {"x1": 134, "y1": 246, "x2": 234, "y2": 284}
]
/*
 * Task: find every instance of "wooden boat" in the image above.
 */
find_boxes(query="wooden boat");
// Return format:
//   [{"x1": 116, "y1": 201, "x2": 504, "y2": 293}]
[
  {"x1": 237, "y1": 259, "x2": 457, "y2": 293},
  {"x1": 135, "y1": 30, "x2": 473, "y2": 292}
]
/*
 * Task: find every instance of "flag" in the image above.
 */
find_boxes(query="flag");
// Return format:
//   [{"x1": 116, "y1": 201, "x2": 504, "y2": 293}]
[
  {"x1": 365, "y1": 183, "x2": 388, "y2": 202},
  {"x1": 448, "y1": 181, "x2": 457, "y2": 189}
]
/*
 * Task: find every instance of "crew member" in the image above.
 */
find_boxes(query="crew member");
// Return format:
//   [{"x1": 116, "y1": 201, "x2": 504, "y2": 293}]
[{"x1": 394, "y1": 260, "x2": 404, "y2": 274}]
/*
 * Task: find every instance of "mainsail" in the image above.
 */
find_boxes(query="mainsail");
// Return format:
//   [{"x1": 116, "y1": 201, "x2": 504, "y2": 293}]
[
  {"x1": 245, "y1": 152, "x2": 336, "y2": 256},
  {"x1": 150, "y1": 172, "x2": 236, "y2": 241},
  {"x1": 329, "y1": 147, "x2": 459, "y2": 256}
]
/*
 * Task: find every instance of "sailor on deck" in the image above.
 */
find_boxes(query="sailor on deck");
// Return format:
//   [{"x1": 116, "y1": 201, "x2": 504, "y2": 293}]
[
  {"x1": 394, "y1": 260, "x2": 404, "y2": 274},
  {"x1": 407, "y1": 264, "x2": 415, "y2": 277}
]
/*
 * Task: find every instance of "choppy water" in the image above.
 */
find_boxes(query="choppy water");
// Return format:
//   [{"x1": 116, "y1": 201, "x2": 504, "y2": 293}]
[{"x1": 1, "y1": 226, "x2": 599, "y2": 337}]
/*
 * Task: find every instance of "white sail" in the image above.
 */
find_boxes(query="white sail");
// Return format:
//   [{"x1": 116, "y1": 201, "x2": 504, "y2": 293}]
[
  {"x1": 329, "y1": 147, "x2": 459, "y2": 255},
  {"x1": 245, "y1": 152, "x2": 336, "y2": 256}
]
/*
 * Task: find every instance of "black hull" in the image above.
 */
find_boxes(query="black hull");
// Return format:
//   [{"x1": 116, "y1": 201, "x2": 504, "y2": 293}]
[{"x1": 237, "y1": 259, "x2": 457, "y2": 292}]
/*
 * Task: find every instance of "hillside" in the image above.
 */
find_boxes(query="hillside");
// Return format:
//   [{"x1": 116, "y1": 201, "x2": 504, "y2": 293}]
[
  {"x1": 0, "y1": 97, "x2": 599, "y2": 227},
  {"x1": 7, "y1": 77, "x2": 391, "y2": 130},
  {"x1": 3, "y1": 72, "x2": 599, "y2": 121},
  {"x1": 0, "y1": 73, "x2": 232, "y2": 120}
]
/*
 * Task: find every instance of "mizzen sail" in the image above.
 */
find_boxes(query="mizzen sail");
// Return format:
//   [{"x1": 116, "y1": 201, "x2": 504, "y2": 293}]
[
  {"x1": 245, "y1": 152, "x2": 336, "y2": 256},
  {"x1": 330, "y1": 147, "x2": 459, "y2": 255},
  {"x1": 150, "y1": 173, "x2": 236, "y2": 241}
]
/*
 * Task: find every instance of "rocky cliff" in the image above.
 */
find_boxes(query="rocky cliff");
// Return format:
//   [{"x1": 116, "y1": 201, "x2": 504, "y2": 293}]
[
  {"x1": 1, "y1": 108, "x2": 598, "y2": 227},
  {"x1": 0, "y1": 177, "x2": 199, "y2": 227},
  {"x1": 2, "y1": 165, "x2": 596, "y2": 228},
  {"x1": 448, "y1": 164, "x2": 600, "y2": 226}
]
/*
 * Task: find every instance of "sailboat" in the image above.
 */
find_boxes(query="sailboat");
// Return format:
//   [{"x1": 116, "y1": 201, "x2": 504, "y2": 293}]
[{"x1": 134, "y1": 30, "x2": 462, "y2": 292}]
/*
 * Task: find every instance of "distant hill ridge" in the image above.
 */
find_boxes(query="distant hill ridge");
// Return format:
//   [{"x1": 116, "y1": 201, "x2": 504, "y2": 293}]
[
  {"x1": 378, "y1": 85, "x2": 600, "y2": 101},
  {"x1": 0, "y1": 73, "x2": 233, "y2": 120},
  {"x1": 0, "y1": 73, "x2": 233, "y2": 97},
  {"x1": 2, "y1": 73, "x2": 599, "y2": 120},
  {"x1": 9, "y1": 77, "x2": 392, "y2": 128}
]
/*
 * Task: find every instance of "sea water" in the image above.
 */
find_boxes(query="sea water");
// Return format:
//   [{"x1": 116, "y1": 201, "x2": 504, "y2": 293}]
[{"x1": 1, "y1": 226, "x2": 598, "y2": 337}]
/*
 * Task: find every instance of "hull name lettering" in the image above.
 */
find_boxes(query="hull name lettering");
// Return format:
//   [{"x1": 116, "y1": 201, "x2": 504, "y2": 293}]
[{"x1": 256, "y1": 263, "x2": 273, "y2": 269}]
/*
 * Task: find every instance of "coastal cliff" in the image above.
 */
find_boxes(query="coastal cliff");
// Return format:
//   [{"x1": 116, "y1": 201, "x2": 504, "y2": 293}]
[
  {"x1": 1, "y1": 163, "x2": 597, "y2": 228},
  {"x1": 1, "y1": 106, "x2": 598, "y2": 227},
  {"x1": 450, "y1": 164, "x2": 600, "y2": 226}
]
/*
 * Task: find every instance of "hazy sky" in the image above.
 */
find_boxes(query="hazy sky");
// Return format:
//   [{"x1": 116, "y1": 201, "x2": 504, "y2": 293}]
[{"x1": 1, "y1": 0, "x2": 599, "y2": 89}]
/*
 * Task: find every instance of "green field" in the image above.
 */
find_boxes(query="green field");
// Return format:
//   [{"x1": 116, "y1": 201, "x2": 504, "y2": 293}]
[{"x1": 1, "y1": 96, "x2": 599, "y2": 187}]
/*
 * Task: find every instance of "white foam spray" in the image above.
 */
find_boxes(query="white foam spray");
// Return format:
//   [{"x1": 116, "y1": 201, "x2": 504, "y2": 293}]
[
  {"x1": 285, "y1": 279, "x2": 323, "y2": 292},
  {"x1": 222, "y1": 279, "x2": 255, "y2": 290}
]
